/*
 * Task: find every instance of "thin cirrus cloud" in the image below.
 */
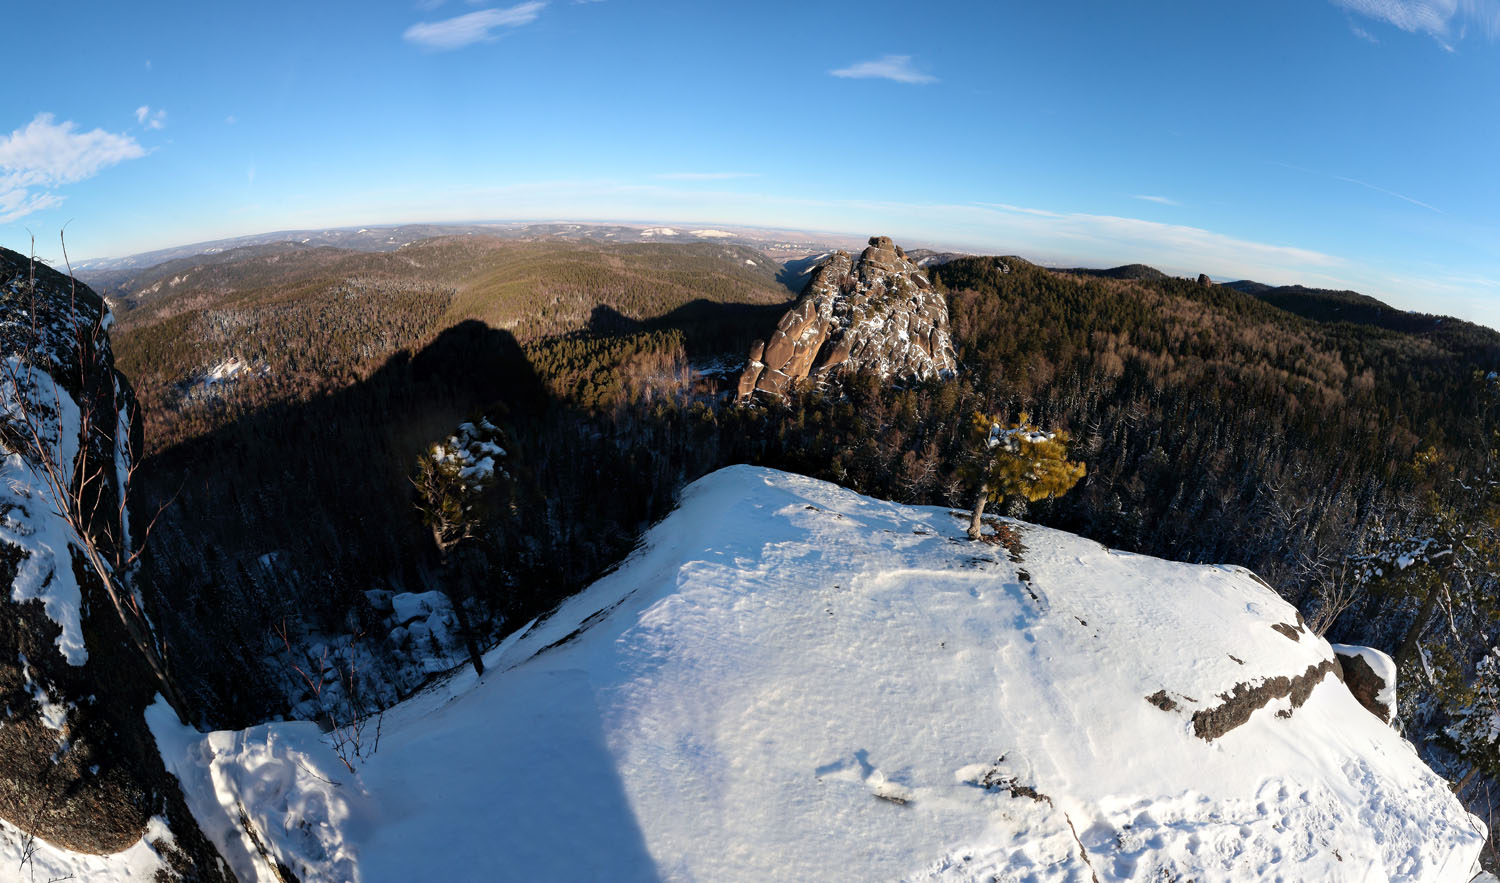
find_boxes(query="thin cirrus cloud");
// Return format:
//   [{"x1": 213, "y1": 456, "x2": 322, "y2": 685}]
[
  {"x1": 403, "y1": 2, "x2": 547, "y2": 50},
  {"x1": 1131, "y1": 194, "x2": 1181, "y2": 206},
  {"x1": 1271, "y1": 161, "x2": 1443, "y2": 213},
  {"x1": 1330, "y1": 0, "x2": 1500, "y2": 41},
  {"x1": 0, "y1": 113, "x2": 146, "y2": 223},
  {"x1": 830, "y1": 55, "x2": 937, "y2": 85},
  {"x1": 654, "y1": 172, "x2": 758, "y2": 181},
  {"x1": 967, "y1": 201, "x2": 1343, "y2": 277}
]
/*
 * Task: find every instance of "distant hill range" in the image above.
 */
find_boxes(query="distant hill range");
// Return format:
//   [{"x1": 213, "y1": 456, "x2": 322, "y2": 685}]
[
  {"x1": 1063, "y1": 263, "x2": 1170, "y2": 282},
  {"x1": 73, "y1": 221, "x2": 864, "y2": 278},
  {"x1": 1062, "y1": 263, "x2": 1480, "y2": 339},
  {"x1": 1220, "y1": 279, "x2": 1449, "y2": 335}
]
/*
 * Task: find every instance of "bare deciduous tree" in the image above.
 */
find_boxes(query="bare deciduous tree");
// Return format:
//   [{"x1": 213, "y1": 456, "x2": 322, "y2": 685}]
[{"x1": 0, "y1": 236, "x2": 188, "y2": 719}]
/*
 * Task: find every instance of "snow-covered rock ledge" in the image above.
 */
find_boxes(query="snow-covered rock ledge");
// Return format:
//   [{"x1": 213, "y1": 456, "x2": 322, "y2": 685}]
[
  {"x1": 154, "y1": 466, "x2": 1486, "y2": 881},
  {"x1": 0, "y1": 247, "x2": 229, "y2": 879}
]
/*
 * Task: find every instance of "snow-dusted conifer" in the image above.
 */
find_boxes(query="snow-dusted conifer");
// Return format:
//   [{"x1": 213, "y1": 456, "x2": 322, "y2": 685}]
[
  {"x1": 963, "y1": 411, "x2": 1085, "y2": 540},
  {"x1": 411, "y1": 417, "x2": 508, "y2": 675}
]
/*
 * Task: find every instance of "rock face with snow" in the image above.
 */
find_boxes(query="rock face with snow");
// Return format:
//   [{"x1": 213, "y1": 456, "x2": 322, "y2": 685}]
[
  {"x1": 1334, "y1": 643, "x2": 1398, "y2": 723},
  {"x1": 155, "y1": 467, "x2": 1484, "y2": 882},
  {"x1": 737, "y1": 236, "x2": 958, "y2": 400},
  {"x1": 0, "y1": 247, "x2": 228, "y2": 879}
]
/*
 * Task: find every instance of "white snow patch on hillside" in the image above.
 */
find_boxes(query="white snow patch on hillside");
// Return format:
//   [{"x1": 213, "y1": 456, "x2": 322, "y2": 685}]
[
  {"x1": 153, "y1": 467, "x2": 1485, "y2": 882},
  {"x1": 204, "y1": 357, "x2": 252, "y2": 384},
  {"x1": 0, "y1": 814, "x2": 176, "y2": 881},
  {"x1": 691, "y1": 229, "x2": 735, "y2": 238},
  {"x1": 151, "y1": 703, "x2": 361, "y2": 883}
]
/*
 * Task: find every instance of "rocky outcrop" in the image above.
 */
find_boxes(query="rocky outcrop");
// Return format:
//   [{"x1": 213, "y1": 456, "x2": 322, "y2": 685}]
[
  {"x1": 0, "y1": 247, "x2": 230, "y2": 877},
  {"x1": 1333, "y1": 644, "x2": 1397, "y2": 724},
  {"x1": 737, "y1": 236, "x2": 957, "y2": 400}
]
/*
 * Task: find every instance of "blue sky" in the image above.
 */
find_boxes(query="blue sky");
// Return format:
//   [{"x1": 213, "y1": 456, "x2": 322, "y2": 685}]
[{"x1": 4, "y1": 0, "x2": 1499, "y2": 327}]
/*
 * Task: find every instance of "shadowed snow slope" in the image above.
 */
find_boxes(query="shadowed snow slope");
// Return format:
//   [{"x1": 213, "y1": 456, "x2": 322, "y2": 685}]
[{"x1": 153, "y1": 466, "x2": 1484, "y2": 882}]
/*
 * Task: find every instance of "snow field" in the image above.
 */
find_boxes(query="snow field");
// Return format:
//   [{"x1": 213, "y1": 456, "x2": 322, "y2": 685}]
[{"x1": 150, "y1": 466, "x2": 1485, "y2": 882}]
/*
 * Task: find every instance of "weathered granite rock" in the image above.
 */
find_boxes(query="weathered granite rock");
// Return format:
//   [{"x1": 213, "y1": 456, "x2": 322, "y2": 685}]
[
  {"x1": 737, "y1": 236, "x2": 958, "y2": 400},
  {"x1": 0, "y1": 247, "x2": 231, "y2": 877}
]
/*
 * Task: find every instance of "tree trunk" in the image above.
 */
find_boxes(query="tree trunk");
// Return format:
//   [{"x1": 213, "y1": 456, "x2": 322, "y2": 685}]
[
  {"x1": 452, "y1": 598, "x2": 486, "y2": 678},
  {"x1": 967, "y1": 485, "x2": 990, "y2": 540},
  {"x1": 441, "y1": 547, "x2": 485, "y2": 677},
  {"x1": 1396, "y1": 580, "x2": 1445, "y2": 671}
]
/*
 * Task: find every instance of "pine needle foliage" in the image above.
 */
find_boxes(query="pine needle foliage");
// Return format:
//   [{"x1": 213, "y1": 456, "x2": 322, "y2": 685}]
[{"x1": 964, "y1": 411, "x2": 1085, "y2": 539}]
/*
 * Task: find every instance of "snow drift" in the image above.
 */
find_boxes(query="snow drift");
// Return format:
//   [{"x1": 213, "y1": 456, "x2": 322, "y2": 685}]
[{"x1": 153, "y1": 466, "x2": 1485, "y2": 882}]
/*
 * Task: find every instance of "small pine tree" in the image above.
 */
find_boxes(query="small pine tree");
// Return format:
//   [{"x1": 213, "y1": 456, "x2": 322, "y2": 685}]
[
  {"x1": 963, "y1": 412, "x2": 1085, "y2": 540},
  {"x1": 411, "y1": 418, "x2": 509, "y2": 676}
]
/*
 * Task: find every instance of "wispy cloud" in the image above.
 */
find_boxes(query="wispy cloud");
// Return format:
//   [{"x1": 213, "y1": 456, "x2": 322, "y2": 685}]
[
  {"x1": 0, "y1": 113, "x2": 146, "y2": 223},
  {"x1": 135, "y1": 105, "x2": 167, "y2": 130},
  {"x1": 1331, "y1": 173, "x2": 1443, "y2": 212},
  {"x1": 654, "y1": 172, "x2": 758, "y2": 181},
  {"x1": 1350, "y1": 22, "x2": 1381, "y2": 41},
  {"x1": 1272, "y1": 161, "x2": 1442, "y2": 213},
  {"x1": 403, "y1": 2, "x2": 547, "y2": 50},
  {"x1": 1330, "y1": 0, "x2": 1500, "y2": 42},
  {"x1": 1131, "y1": 194, "x2": 1180, "y2": 206},
  {"x1": 975, "y1": 205, "x2": 1345, "y2": 273},
  {"x1": 830, "y1": 55, "x2": 937, "y2": 85}
]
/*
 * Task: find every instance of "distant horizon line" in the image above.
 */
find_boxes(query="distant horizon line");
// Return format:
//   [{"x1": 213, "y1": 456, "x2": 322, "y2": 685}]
[
  {"x1": 65, "y1": 216, "x2": 1246, "y2": 281},
  {"x1": 26, "y1": 216, "x2": 1457, "y2": 327}
]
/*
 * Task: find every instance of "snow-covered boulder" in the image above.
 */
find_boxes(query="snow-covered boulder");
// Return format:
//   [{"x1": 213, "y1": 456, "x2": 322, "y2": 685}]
[
  {"x1": 384, "y1": 590, "x2": 463, "y2": 676},
  {"x1": 155, "y1": 466, "x2": 1485, "y2": 881},
  {"x1": 1333, "y1": 643, "x2": 1398, "y2": 724}
]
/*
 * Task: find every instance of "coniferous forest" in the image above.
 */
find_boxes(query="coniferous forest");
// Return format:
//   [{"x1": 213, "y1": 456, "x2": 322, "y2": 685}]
[{"x1": 103, "y1": 239, "x2": 1500, "y2": 829}]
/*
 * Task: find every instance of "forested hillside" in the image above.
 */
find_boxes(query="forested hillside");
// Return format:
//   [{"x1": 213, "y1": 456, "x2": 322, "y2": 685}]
[
  {"x1": 108, "y1": 236, "x2": 789, "y2": 452},
  {"x1": 107, "y1": 240, "x2": 1500, "y2": 842},
  {"x1": 109, "y1": 237, "x2": 791, "y2": 723}
]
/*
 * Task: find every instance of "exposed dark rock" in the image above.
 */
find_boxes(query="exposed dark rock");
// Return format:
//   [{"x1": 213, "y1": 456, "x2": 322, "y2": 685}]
[
  {"x1": 0, "y1": 247, "x2": 230, "y2": 876},
  {"x1": 1198, "y1": 273, "x2": 1212, "y2": 287},
  {"x1": 965, "y1": 764, "x2": 1052, "y2": 805},
  {"x1": 1270, "y1": 622, "x2": 1302, "y2": 642},
  {"x1": 737, "y1": 236, "x2": 957, "y2": 401},
  {"x1": 1145, "y1": 690, "x2": 1178, "y2": 712},
  {"x1": 1335, "y1": 650, "x2": 1394, "y2": 723},
  {"x1": 1189, "y1": 659, "x2": 1342, "y2": 741}
]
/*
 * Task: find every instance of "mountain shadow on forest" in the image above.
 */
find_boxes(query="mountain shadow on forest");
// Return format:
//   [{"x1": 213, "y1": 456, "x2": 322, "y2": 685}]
[
  {"x1": 136, "y1": 321, "x2": 548, "y2": 725},
  {"x1": 584, "y1": 299, "x2": 792, "y2": 356}
]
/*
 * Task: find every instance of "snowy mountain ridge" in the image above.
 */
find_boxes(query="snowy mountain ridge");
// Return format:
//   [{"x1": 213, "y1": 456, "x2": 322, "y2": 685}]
[{"x1": 143, "y1": 466, "x2": 1482, "y2": 882}]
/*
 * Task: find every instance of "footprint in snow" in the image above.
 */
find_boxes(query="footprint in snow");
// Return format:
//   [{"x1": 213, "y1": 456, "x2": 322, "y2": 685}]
[{"x1": 814, "y1": 749, "x2": 913, "y2": 806}]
